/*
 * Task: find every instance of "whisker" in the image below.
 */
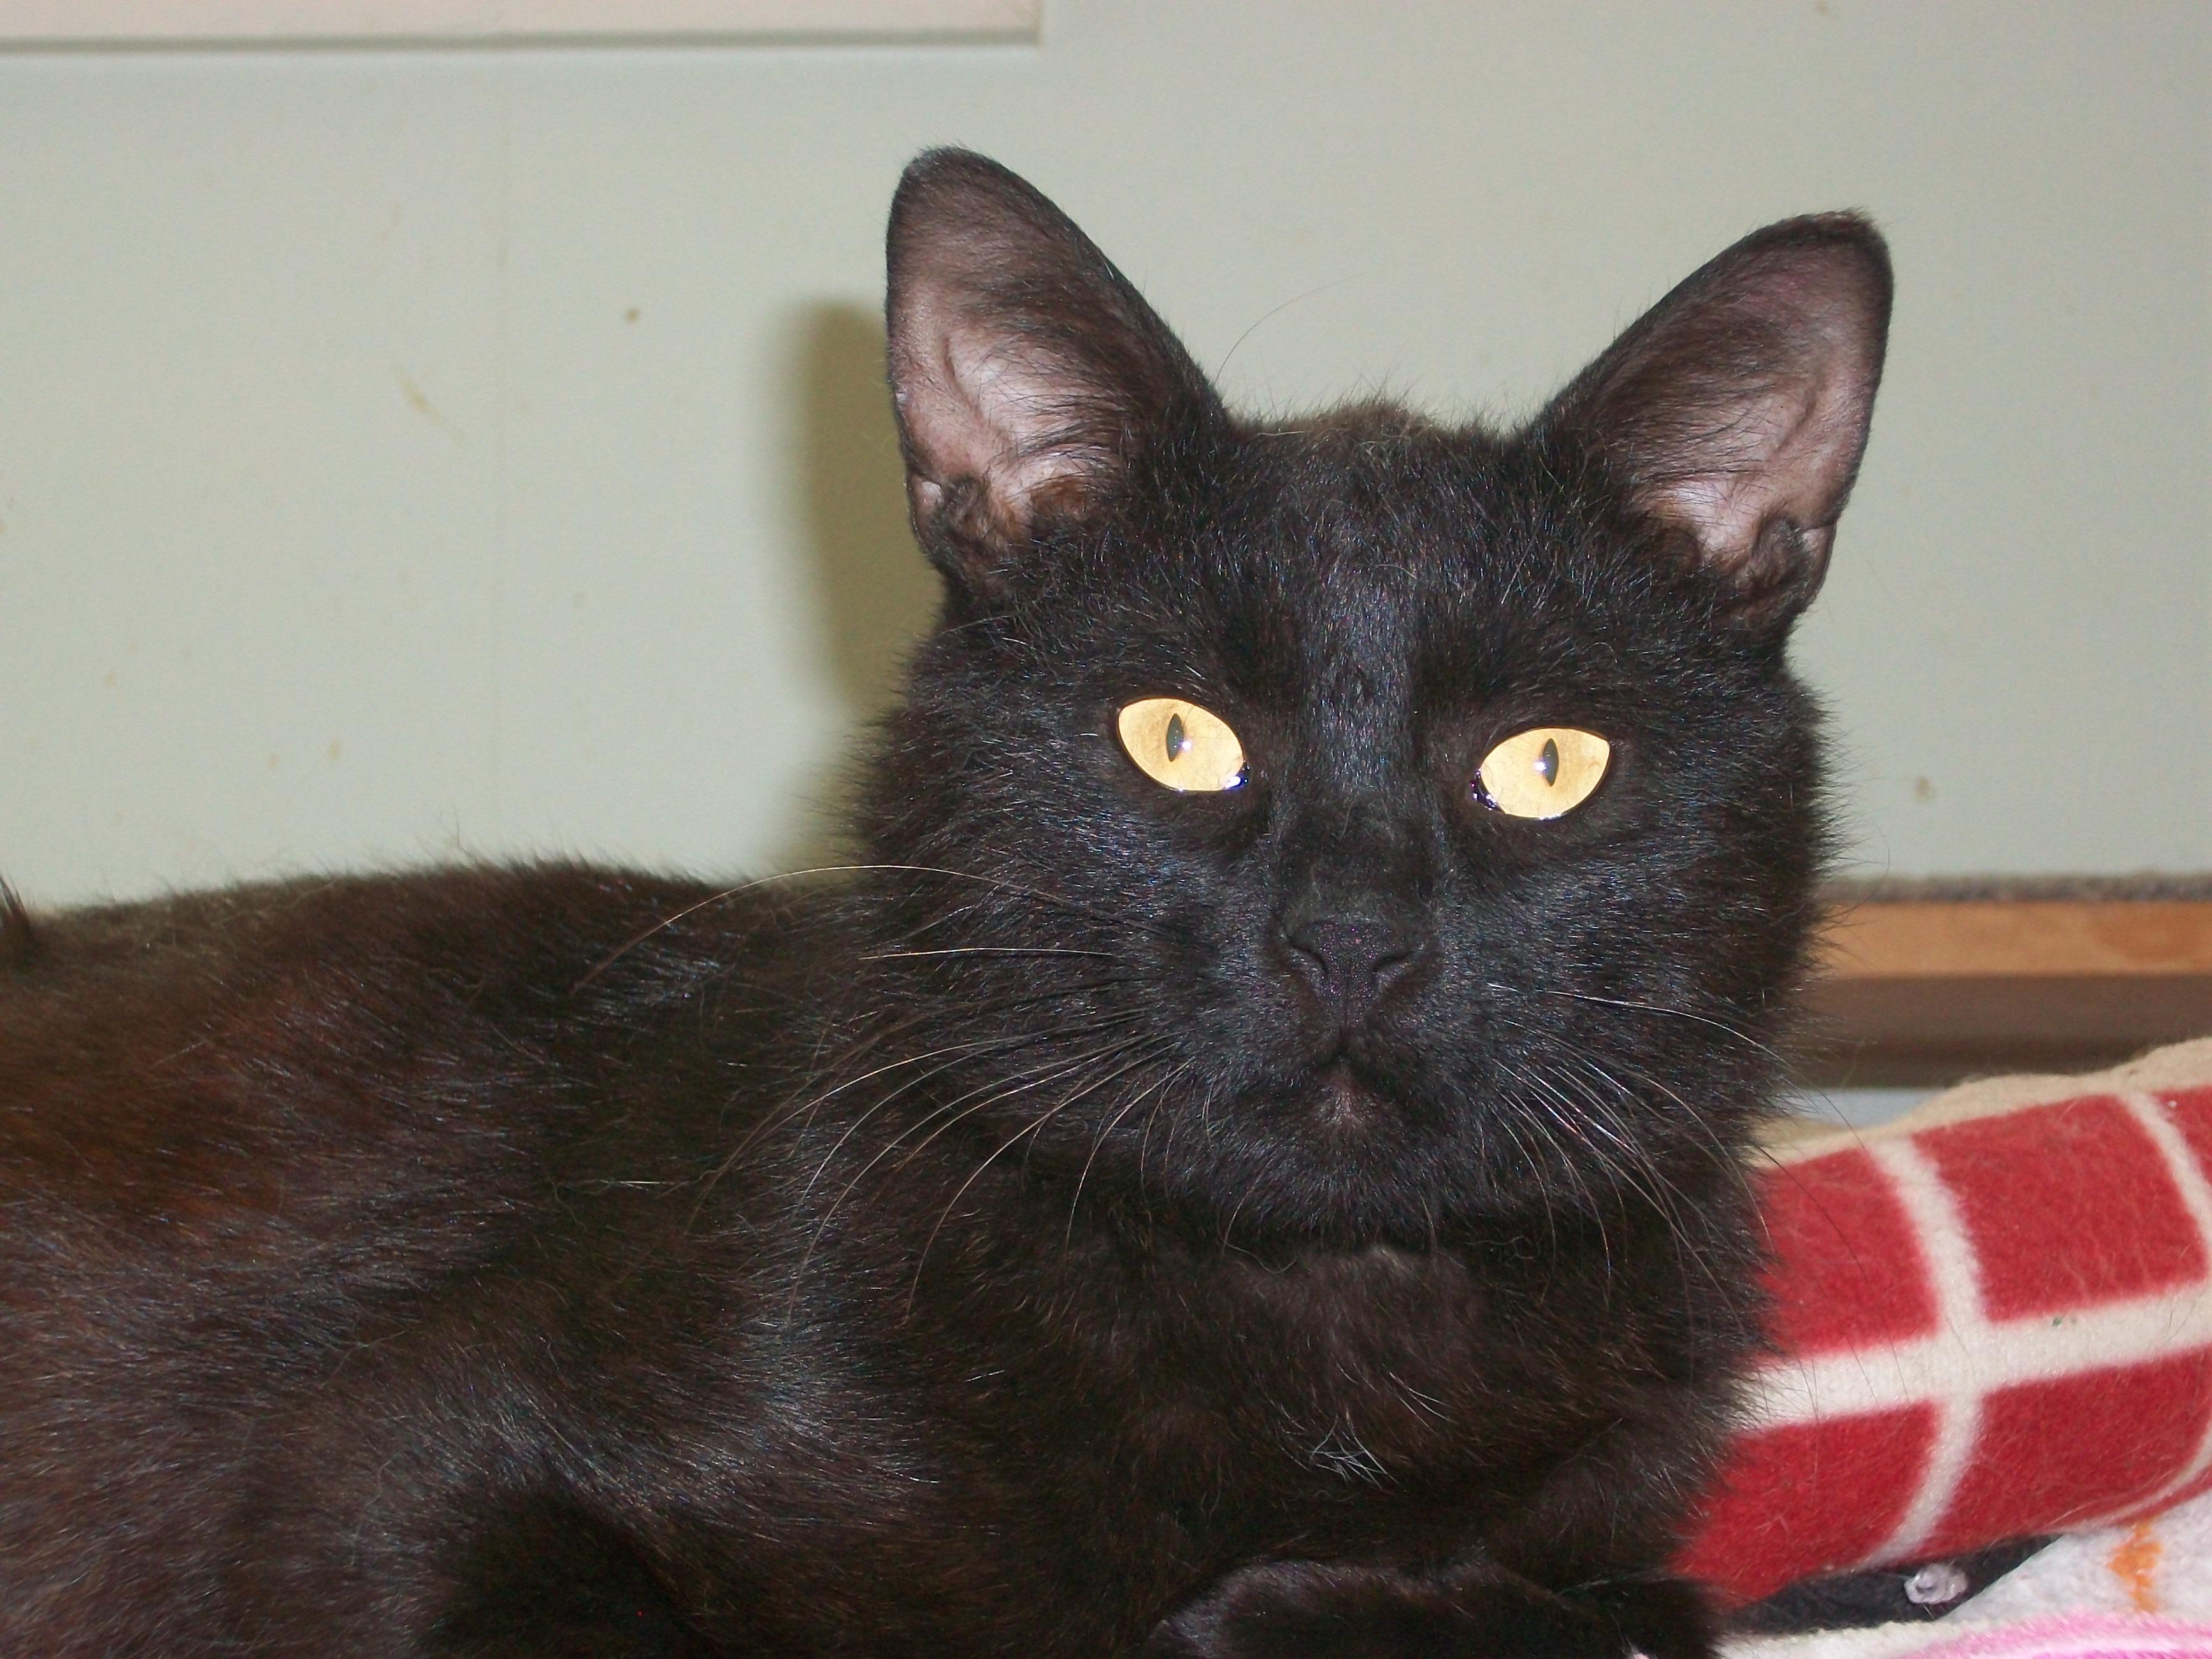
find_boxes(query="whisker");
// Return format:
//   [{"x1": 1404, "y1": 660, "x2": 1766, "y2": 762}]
[
  {"x1": 1064, "y1": 1060, "x2": 1189, "y2": 1249},
  {"x1": 787, "y1": 1028, "x2": 1151, "y2": 1295},
  {"x1": 880, "y1": 1032, "x2": 1149, "y2": 1185},
  {"x1": 1495, "y1": 982, "x2": 1787, "y2": 1070},
  {"x1": 906, "y1": 1038, "x2": 1174, "y2": 1312},
  {"x1": 717, "y1": 982, "x2": 1153, "y2": 1176},
  {"x1": 1505, "y1": 1040, "x2": 1741, "y2": 1304},
  {"x1": 575, "y1": 859, "x2": 1168, "y2": 993},
  {"x1": 851, "y1": 862, "x2": 1175, "y2": 937},
  {"x1": 856, "y1": 946, "x2": 1123, "y2": 963}
]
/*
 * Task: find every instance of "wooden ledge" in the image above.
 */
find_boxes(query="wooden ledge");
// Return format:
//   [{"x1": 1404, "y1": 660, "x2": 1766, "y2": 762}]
[
  {"x1": 1797, "y1": 898, "x2": 2212, "y2": 1088},
  {"x1": 1818, "y1": 901, "x2": 2212, "y2": 979}
]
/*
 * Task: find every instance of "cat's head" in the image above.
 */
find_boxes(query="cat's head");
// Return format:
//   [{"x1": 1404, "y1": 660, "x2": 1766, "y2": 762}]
[{"x1": 854, "y1": 150, "x2": 1889, "y2": 1249}]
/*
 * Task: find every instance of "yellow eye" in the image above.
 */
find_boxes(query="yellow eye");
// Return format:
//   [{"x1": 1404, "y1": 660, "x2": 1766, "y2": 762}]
[
  {"x1": 1475, "y1": 728, "x2": 1611, "y2": 819},
  {"x1": 1116, "y1": 698, "x2": 1247, "y2": 793}
]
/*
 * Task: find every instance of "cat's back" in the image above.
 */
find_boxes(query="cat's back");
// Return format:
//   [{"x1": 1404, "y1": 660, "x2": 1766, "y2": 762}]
[
  {"x1": 0, "y1": 863, "x2": 822, "y2": 1641},
  {"x1": 0, "y1": 864, "x2": 805, "y2": 1238}
]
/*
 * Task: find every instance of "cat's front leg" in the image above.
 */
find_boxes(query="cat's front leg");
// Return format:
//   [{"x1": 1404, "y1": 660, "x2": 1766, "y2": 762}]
[{"x1": 1144, "y1": 1557, "x2": 1713, "y2": 1659}]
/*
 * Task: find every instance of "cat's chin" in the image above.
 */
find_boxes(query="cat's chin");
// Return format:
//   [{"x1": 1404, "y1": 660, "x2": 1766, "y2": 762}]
[
  {"x1": 1137, "y1": 1063, "x2": 1471, "y2": 1251},
  {"x1": 1304, "y1": 1059, "x2": 1393, "y2": 1134},
  {"x1": 1281, "y1": 1042, "x2": 1457, "y2": 1141}
]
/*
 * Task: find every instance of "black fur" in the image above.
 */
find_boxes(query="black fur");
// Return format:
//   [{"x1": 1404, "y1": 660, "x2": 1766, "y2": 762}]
[
  {"x1": 0, "y1": 879, "x2": 41, "y2": 970},
  {"x1": 0, "y1": 152, "x2": 1890, "y2": 1656}
]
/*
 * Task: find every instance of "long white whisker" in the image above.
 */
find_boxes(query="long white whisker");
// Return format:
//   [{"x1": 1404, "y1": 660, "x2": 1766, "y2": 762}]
[{"x1": 907, "y1": 1038, "x2": 1174, "y2": 1312}]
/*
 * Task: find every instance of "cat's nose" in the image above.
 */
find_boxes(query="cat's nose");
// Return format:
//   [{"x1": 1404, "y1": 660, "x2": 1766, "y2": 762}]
[{"x1": 1279, "y1": 914, "x2": 1430, "y2": 1030}]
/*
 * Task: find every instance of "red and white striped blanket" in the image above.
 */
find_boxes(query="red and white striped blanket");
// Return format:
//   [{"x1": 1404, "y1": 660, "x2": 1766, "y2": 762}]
[{"x1": 1680, "y1": 1040, "x2": 2212, "y2": 1607}]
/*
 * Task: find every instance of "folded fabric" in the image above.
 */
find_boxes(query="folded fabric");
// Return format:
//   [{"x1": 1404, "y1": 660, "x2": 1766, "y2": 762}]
[
  {"x1": 1909, "y1": 1618, "x2": 2212, "y2": 1659},
  {"x1": 1721, "y1": 1477, "x2": 2212, "y2": 1659},
  {"x1": 1677, "y1": 1040, "x2": 2212, "y2": 1605},
  {"x1": 1726, "y1": 1614, "x2": 2212, "y2": 1659}
]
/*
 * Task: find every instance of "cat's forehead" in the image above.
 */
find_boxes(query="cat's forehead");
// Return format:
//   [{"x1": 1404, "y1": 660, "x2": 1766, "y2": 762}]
[
  {"x1": 1249, "y1": 403, "x2": 1474, "y2": 517},
  {"x1": 1089, "y1": 408, "x2": 1717, "y2": 714},
  {"x1": 1210, "y1": 412, "x2": 1595, "y2": 633},
  {"x1": 1018, "y1": 400, "x2": 1714, "y2": 714}
]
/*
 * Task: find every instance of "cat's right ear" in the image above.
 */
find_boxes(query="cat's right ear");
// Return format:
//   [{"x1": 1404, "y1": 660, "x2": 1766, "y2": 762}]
[{"x1": 884, "y1": 150, "x2": 1226, "y2": 594}]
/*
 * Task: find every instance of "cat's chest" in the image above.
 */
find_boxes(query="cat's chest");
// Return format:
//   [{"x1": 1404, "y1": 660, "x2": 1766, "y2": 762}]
[{"x1": 1085, "y1": 1243, "x2": 1634, "y2": 1505}]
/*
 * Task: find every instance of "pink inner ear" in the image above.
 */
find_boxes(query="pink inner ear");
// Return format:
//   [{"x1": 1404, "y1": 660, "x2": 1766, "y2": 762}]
[
  {"x1": 950, "y1": 329, "x2": 1103, "y2": 512},
  {"x1": 1644, "y1": 364, "x2": 1857, "y2": 570},
  {"x1": 1548, "y1": 215, "x2": 1890, "y2": 606},
  {"x1": 884, "y1": 154, "x2": 1227, "y2": 570},
  {"x1": 891, "y1": 292, "x2": 1124, "y2": 547}
]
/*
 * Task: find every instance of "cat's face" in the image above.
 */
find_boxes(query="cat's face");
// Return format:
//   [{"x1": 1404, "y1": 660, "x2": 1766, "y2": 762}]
[{"x1": 859, "y1": 152, "x2": 1888, "y2": 1248}]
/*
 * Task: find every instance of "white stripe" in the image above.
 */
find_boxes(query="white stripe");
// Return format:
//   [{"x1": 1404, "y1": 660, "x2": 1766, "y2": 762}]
[
  {"x1": 1746, "y1": 1285, "x2": 2212, "y2": 1426},
  {"x1": 1741, "y1": 1098, "x2": 2212, "y2": 1556},
  {"x1": 1860, "y1": 1136, "x2": 1989, "y2": 1561}
]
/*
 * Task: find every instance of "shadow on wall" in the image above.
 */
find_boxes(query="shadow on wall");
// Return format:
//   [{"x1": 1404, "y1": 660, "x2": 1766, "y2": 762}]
[
  {"x1": 790, "y1": 301, "x2": 942, "y2": 714},
  {"x1": 773, "y1": 301, "x2": 942, "y2": 867}
]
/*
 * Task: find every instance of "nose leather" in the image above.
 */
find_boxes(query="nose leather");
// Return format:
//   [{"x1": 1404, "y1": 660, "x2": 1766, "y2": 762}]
[{"x1": 1281, "y1": 914, "x2": 1428, "y2": 1030}]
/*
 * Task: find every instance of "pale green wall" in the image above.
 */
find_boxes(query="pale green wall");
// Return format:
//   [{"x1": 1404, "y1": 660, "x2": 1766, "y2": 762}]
[{"x1": 2, "y1": 1, "x2": 2206, "y2": 907}]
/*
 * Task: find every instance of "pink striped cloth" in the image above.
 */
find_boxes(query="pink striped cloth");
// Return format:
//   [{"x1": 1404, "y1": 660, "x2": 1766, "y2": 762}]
[
  {"x1": 1906, "y1": 1613, "x2": 2212, "y2": 1659},
  {"x1": 1677, "y1": 1040, "x2": 2212, "y2": 1605}
]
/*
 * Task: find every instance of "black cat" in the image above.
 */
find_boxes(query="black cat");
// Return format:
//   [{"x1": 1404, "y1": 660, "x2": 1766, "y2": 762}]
[{"x1": 0, "y1": 150, "x2": 1889, "y2": 1657}]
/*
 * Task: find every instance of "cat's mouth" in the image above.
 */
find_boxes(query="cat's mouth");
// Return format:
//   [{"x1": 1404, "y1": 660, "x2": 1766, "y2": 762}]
[{"x1": 1305, "y1": 1058, "x2": 1393, "y2": 1132}]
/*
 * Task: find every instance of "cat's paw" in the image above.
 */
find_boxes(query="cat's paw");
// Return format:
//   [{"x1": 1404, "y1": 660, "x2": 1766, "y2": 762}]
[
  {"x1": 1145, "y1": 1559, "x2": 1414, "y2": 1659},
  {"x1": 1146, "y1": 1560, "x2": 1709, "y2": 1659}
]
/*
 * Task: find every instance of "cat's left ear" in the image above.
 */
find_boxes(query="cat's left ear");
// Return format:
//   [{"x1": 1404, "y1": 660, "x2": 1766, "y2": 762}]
[
  {"x1": 1542, "y1": 214, "x2": 1892, "y2": 628},
  {"x1": 884, "y1": 150, "x2": 1227, "y2": 592}
]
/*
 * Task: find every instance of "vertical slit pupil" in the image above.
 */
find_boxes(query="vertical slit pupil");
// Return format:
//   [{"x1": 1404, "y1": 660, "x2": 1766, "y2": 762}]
[
  {"x1": 1537, "y1": 737, "x2": 1559, "y2": 784},
  {"x1": 1165, "y1": 712, "x2": 1188, "y2": 762}
]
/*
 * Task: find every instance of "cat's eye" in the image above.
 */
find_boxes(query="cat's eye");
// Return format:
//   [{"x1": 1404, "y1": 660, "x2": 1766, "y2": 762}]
[
  {"x1": 1116, "y1": 698, "x2": 1247, "y2": 793},
  {"x1": 1474, "y1": 728, "x2": 1611, "y2": 819}
]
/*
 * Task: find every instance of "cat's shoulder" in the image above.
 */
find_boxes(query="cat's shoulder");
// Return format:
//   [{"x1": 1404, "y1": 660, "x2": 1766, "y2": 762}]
[
  {"x1": 0, "y1": 862, "x2": 835, "y2": 1084},
  {"x1": 8, "y1": 861, "x2": 803, "y2": 972},
  {"x1": 0, "y1": 863, "x2": 834, "y2": 1230}
]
